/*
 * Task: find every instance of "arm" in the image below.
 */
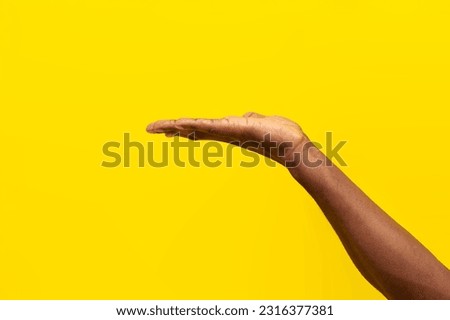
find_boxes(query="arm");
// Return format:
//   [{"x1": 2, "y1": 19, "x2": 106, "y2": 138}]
[
  {"x1": 146, "y1": 112, "x2": 450, "y2": 299},
  {"x1": 289, "y1": 141, "x2": 450, "y2": 299}
]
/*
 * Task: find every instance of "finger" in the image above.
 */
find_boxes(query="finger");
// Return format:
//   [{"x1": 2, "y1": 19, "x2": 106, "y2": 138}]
[
  {"x1": 176, "y1": 118, "x2": 242, "y2": 136},
  {"x1": 147, "y1": 119, "x2": 179, "y2": 133},
  {"x1": 148, "y1": 113, "x2": 266, "y2": 134},
  {"x1": 147, "y1": 119, "x2": 214, "y2": 133},
  {"x1": 243, "y1": 111, "x2": 265, "y2": 118},
  {"x1": 148, "y1": 117, "x2": 249, "y2": 137}
]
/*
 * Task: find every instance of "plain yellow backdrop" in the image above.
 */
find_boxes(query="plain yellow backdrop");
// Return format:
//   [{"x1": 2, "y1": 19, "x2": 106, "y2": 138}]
[{"x1": 1, "y1": 0, "x2": 449, "y2": 299}]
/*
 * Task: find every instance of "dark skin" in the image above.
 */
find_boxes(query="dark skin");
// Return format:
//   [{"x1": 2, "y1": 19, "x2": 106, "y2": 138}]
[{"x1": 147, "y1": 112, "x2": 450, "y2": 299}]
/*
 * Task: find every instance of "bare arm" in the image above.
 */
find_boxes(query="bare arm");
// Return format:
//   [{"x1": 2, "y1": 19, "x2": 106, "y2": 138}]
[
  {"x1": 289, "y1": 141, "x2": 450, "y2": 299},
  {"x1": 146, "y1": 112, "x2": 450, "y2": 299}
]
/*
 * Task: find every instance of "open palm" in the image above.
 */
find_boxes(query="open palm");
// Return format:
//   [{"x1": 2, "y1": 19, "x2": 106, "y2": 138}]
[{"x1": 146, "y1": 112, "x2": 308, "y2": 165}]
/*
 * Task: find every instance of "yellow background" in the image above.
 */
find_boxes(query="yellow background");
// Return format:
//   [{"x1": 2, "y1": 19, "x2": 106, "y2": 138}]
[{"x1": 1, "y1": 1, "x2": 449, "y2": 299}]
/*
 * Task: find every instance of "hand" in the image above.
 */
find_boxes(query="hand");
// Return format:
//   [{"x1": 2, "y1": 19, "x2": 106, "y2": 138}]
[{"x1": 146, "y1": 112, "x2": 309, "y2": 166}]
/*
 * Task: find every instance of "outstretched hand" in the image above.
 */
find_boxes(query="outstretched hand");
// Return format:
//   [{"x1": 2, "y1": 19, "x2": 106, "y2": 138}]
[
  {"x1": 146, "y1": 111, "x2": 450, "y2": 299},
  {"x1": 146, "y1": 112, "x2": 309, "y2": 166}
]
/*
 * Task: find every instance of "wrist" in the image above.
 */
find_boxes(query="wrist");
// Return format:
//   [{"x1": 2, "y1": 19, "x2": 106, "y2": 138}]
[{"x1": 286, "y1": 135, "x2": 330, "y2": 182}]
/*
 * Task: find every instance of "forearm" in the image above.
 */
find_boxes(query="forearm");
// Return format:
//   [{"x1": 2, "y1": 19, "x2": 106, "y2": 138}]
[{"x1": 289, "y1": 141, "x2": 450, "y2": 299}]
